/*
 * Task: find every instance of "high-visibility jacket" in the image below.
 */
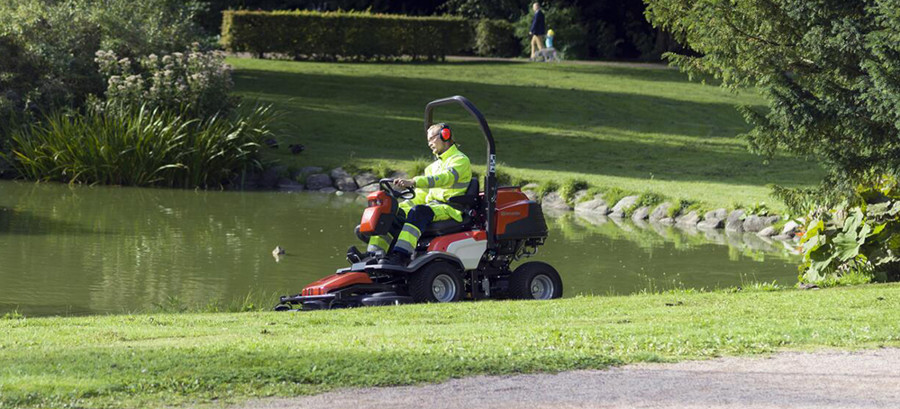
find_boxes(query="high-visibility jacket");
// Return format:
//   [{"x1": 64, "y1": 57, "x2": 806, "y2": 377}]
[{"x1": 406, "y1": 144, "x2": 472, "y2": 222}]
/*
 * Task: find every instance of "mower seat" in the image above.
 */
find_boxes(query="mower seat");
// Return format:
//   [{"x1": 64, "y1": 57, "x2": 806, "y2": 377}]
[{"x1": 422, "y1": 178, "x2": 480, "y2": 237}]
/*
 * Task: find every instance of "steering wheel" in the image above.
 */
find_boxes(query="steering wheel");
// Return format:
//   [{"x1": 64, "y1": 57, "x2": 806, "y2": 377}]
[{"x1": 378, "y1": 178, "x2": 416, "y2": 200}]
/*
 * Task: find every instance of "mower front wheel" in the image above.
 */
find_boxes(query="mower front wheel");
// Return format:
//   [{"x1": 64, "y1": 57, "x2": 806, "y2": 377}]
[
  {"x1": 509, "y1": 261, "x2": 563, "y2": 300},
  {"x1": 409, "y1": 262, "x2": 464, "y2": 303}
]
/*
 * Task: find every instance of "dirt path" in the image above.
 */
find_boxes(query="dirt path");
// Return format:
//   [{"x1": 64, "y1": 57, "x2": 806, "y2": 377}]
[{"x1": 233, "y1": 348, "x2": 900, "y2": 409}]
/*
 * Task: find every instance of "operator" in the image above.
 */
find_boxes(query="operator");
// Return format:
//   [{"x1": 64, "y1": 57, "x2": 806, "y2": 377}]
[{"x1": 354, "y1": 123, "x2": 472, "y2": 266}]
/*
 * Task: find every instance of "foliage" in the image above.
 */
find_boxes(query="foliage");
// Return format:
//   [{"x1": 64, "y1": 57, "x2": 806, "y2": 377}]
[
  {"x1": 645, "y1": 0, "x2": 900, "y2": 198},
  {"x1": 474, "y1": 19, "x2": 520, "y2": 57},
  {"x1": 221, "y1": 10, "x2": 472, "y2": 61},
  {"x1": 5, "y1": 103, "x2": 274, "y2": 188},
  {"x1": 0, "y1": 0, "x2": 207, "y2": 118},
  {"x1": 514, "y1": 6, "x2": 589, "y2": 60},
  {"x1": 746, "y1": 201, "x2": 771, "y2": 216},
  {"x1": 95, "y1": 46, "x2": 236, "y2": 118},
  {"x1": 558, "y1": 179, "x2": 588, "y2": 203},
  {"x1": 799, "y1": 177, "x2": 900, "y2": 285},
  {"x1": 441, "y1": 0, "x2": 529, "y2": 20}
]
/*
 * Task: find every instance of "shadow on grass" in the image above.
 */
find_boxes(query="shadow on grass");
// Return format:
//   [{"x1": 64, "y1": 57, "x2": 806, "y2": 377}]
[{"x1": 235, "y1": 68, "x2": 819, "y2": 188}]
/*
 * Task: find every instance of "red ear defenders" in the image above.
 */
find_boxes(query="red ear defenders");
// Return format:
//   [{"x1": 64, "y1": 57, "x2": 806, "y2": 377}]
[{"x1": 438, "y1": 123, "x2": 452, "y2": 142}]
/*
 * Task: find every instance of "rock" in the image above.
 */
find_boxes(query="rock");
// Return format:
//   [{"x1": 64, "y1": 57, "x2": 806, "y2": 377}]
[
  {"x1": 318, "y1": 187, "x2": 337, "y2": 194},
  {"x1": 706, "y1": 208, "x2": 728, "y2": 220},
  {"x1": 631, "y1": 206, "x2": 651, "y2": 221},
  {"x1": 675, "y1": 211, "x2": 700, "y2": 226},
  {"x1": 305, "y1": 173, "x2": 333, "y2": 190},
  {"x1": 781, "y1": 220, "x2": 801, "y2": 236},
  {"x1": 742, "y1": 214, "x2": 777, "y2": 232},
  {"x1": 725, "y1": 209, "x2": 745, "y2": 232},
  {"x1": 257, "y1": 166, "x2": 281, "y2": 189},
  {"x1": 697, "y1": 218, "x2": 723, "y2": 230},
  {"x1": 277, "y1": 178, "x2": 304, "y2": 192},
  {"x1": 541, "y1": 191, "x2": 572, "y2": 210},
  {"x1": 572, "y1": 189, "x2": 589, "y2": 204},
  {"x1": 574, "y1": 195, "x2": 609, "y2": 216},
  {"x1": 609, "y1": 195, "x2": 639, "y2": 218},
  {"x1": 330, "y1": 168, "x2": 358, "y2": 191},
  {"x1": 772, "y1": 234, "x2": 793, "y2": 241},
  {"x1": 657, "y1": 217, "x2": 675, "y2": 225},
  {"x1": 264, "y1": 138, "x2": 279, "y2": 148},
  {"x1": 649, "y1": 202, "x2": 673, "y2": 222},
  {"x1": 356, "y1": 183, "x2": 380, "y2": 194},
  {"x1": 354, "y1": 172, "x2": 378, "y2": 188},
  {"x1": 698, "y1": 208, "x2": 727, "y2": 229},
  {"x1": 522, "y1": 183, "x2": 540, "y2": 202},
  {"x1": 757, "y1": 226, "x2": 777, "y2": 237},
  {"x1": 389, "y1": 170, "x2": 409, "y2": 180}
]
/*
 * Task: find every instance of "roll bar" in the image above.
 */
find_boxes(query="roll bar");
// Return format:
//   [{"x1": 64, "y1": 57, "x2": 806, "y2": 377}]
[{"x1": 424, "y1": 96, "x2": 498, "y2": 252}]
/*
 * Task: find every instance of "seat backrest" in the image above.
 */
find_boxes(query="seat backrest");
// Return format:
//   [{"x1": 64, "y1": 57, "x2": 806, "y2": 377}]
[
  {"x1": 446, "y1": 178, "x2": 480, "y2": 210},
  {"x1": 465, "y1": 178, "x2": 479, "y2": 196}
]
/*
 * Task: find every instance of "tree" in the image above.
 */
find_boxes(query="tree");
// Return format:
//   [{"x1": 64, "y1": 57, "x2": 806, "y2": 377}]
[{"x1": 645, "y1": 0, "x2": 900, "y2": 200}]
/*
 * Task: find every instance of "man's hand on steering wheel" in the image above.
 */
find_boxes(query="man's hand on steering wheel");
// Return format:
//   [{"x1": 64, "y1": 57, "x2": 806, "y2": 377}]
[{"x1": 393, "y1": 178, "x2": 416, "y2": 189}]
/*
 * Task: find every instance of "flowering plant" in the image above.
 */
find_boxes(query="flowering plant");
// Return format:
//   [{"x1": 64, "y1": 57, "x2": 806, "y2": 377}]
[{"x1": 96, "y1": 44, "x2": 235, "y2": 117}]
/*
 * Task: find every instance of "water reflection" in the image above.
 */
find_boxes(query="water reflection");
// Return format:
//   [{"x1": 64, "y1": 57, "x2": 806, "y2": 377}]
[{"x1": 0, "y1": 181, "x2": 800, "y2": 316}]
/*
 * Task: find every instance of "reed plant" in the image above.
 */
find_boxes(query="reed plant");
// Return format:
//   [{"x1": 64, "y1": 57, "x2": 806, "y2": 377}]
[{"x1": 6, "y1": 102, "x2": 274, "y2": 188}]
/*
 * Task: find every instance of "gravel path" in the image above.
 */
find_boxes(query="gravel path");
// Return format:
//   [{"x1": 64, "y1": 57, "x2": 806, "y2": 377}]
[{"x1": 233, "y1": 348, "x2": 900, "y2": 409}]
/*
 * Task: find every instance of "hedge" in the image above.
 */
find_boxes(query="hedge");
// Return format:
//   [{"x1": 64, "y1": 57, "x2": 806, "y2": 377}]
[
  {"x1": 221, "y1": 10, "x2": 474, "y2": 61},
  {"x1": 473, "y1": 19, "x2": 519, "y2": 58}
]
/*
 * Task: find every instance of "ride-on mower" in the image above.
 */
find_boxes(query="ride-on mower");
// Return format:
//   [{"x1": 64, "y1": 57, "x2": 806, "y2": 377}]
[{"x1": 275, "y1": 96, "x2": 562, "y2": 310}]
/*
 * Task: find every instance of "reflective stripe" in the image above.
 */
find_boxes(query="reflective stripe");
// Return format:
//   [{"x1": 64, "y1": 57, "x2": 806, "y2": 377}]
[
  {"x1": 400, "y1": 223, "x2": 421, "y2": 239},
  {"x1": 450, "y1": 182, "x2": 469, "y2": 189},
  {"x1": 395, "y1": 223, "x2": 421, "y2": 254},
  {"x1": 394, "y1": 239, "x2": 415, "y2": 254},
  {"x1": 448, "y1": 167, "x2": 460, "y2": 183},
  {"x1": 427, "y1": 176, "x2": 436, "y2": 188},
  {"x1": 367, "y1": 234, "x2": 391, "y2": 255}
]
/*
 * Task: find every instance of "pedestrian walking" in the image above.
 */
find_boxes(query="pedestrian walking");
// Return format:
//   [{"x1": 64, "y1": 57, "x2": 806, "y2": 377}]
[{"x1": 529, "y1": 2, "x2": 546, "y2": 60}]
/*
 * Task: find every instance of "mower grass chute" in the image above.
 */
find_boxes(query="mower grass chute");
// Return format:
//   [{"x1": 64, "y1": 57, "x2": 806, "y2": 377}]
[{"x1": 275, "y1": 96, "x2": 562, "y2": 311}]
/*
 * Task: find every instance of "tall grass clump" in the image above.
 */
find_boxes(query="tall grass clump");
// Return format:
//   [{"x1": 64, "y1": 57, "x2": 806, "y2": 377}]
[{"x1": 7, "y1": 103, "x2": 273, "y2": 188}]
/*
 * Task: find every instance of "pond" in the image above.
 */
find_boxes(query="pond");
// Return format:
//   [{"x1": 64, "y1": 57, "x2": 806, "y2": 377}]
[{"x1": 0, "y1": 181, "x2": 800, "y2": 316}]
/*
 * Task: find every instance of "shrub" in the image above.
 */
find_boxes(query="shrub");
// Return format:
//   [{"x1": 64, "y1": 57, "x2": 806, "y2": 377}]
[
  {"x1": 95, "y1": 46, "x2": 236, "y2": 118},
  {"x1": 221, "y1": 10, "x2": 472, "y2": 61},
  {"x1": 474, "y1": 19, "x2": 519, "y2": 57},
  {"x1": 5, "y1": 103, "x2": 274, "y2": 188},
  {"x1": 799, "y1": 177, "x2": 900, "y2": 285},
  {"x1": 514, "y1": 6, "x2": 589, "y2": 60},
  {"x1": 0, "y1": 0, "x2": 206, "y2": 119}
]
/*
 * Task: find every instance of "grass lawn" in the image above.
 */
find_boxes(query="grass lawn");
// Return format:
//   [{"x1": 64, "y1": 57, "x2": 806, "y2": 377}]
[
  {"x1": 2, "y1": 284, "x2": 899, "y2": 408},
  {"x1": 230, "y1": 58, "x2": 824, "y2": 212}
]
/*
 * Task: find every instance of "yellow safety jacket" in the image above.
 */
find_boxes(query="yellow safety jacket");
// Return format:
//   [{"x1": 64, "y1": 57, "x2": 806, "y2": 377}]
[{"x1": 403, "y1": 144, "x2": 472, "y2": 222}]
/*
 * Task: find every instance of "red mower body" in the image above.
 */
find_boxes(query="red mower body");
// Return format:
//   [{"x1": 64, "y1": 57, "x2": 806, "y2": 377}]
[{"x1": 359, "y1": 191, "x2": 396, "y2": 235}]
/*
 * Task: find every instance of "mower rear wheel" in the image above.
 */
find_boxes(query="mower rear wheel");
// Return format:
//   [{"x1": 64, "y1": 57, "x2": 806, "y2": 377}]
[
  {"x1": 509, "y1": 261, "x2": 563, "y2": 300},
  {"x1": 409, "y1": 262, "x2": 464, "y2": 303}
]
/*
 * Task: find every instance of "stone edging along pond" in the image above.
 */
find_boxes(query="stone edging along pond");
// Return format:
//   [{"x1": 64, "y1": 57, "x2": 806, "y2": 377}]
[{"x1": 266, "y1": 166, "x2": 803, "y2": 244}]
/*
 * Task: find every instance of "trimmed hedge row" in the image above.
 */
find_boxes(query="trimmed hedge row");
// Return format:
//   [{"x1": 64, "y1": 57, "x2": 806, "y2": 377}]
[
  {"x1": 221, "y1": 10, "x2": 474, "y2": 61},
  {"x1": 473, "y1": 19, "x2": 519, "y2": 58}
]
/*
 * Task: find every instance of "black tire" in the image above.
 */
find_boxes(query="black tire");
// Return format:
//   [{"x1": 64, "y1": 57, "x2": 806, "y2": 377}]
[
  {"x1": 509, "y1": 261, "x2": 563, "y2": 300},
  {"x1": 408, "y1": 262, "x2": 464, "y2": 303}
]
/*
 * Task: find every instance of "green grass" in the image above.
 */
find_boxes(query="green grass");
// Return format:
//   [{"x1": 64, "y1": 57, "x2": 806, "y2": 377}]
[
  {"x1": 229, "y1": 58, "x2": 824, "y2": 212},
  {"x1": 3, "y1": 284, "x2": 900, "y2": 408}
]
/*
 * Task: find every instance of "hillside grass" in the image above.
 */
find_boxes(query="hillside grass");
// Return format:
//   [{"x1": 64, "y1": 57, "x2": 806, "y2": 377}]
[
  {"x1": 229, "y1": 58, "x2": 824, "y2": 212},
  {"x1": 2, "y1": 284, "x2": 899, "y2": 408}
]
